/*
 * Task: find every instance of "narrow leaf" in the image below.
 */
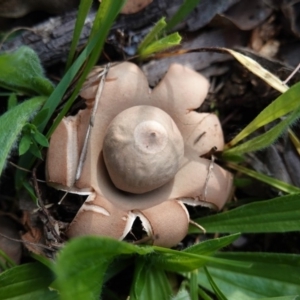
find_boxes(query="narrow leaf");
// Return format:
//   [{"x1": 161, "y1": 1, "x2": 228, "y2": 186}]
[
  {"x1": 139, "y1": 32, "x2": 182, "y2": 59},
  {"x1": 152, "y1": 235, "x2": 248, "y2": 273},
  {"x1": 165, "y1": 0, "x2": 201, "y2": 32},
  {"x1": 191, "y1": 193, "x2": 300, "y2": 234},
  {"x1": 224, "y1": 106, "x2": 300, "y2": 155},
  {"x1": 0, "y1": 96, "x2": 45, "y2": 175},
  {"x1": 138, "y1": 17, "x2": 167, "y2": 53},
  {"x1": 16, "y1": 0, "x2": 126, "y2": 188},
  {"x1": 226, "y1": 80, "x2": 300, "y2": 148},
  {"x1": 225, "y1": 49, "x2": 288, "y2": 93},
  {"x1": 204, "y1": 267, "x2": 227, "y2": 300},
  {"x1": 225, "y1": 162, "x2": 300, "y2": 194},
  {"x1": 184, "y1": 233, "x2": 240, "y2": 256},
  {"x1": 198, "y1": 252, "x2": 300, "y2": 299},
  {"x1": 65, "y1": 0, "x2": 94, "y2": 70}
]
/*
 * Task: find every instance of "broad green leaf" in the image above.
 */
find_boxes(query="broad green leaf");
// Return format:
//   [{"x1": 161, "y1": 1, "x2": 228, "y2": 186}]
[
  {"x1": 226, "y1": 81, "x2": 300, "y2": 148},
  {"x1": 165, "y1": 0, "x2": 201, "y2": 32},
  {"x1": 7, "y1": 93, "x2": 17, "y2": 110},
  {"x1": 0, "y1": 262, "x2": 58, "y2": 300},
  {"x1": 139, "y1": 32, "x2": 182, "y2": 59},
  {"x1": 18, "y1": 134, "x2": 31, "y2": 156},
  {"x1": 0, "y1": 46, "x2": 54, "y2": 96},
  {"x1": 138, "y1": 17, "x2": 167, "y2": 54},
  {"x1": 0, "y1": 96, "x2": 45, "y2": 175},
  {"x1": 224, "y1": 105, "x2": 300, "y2": 155},
  {"x1": 191, "y1": 193, "x2": 300, "y2": 234},
  {"x1": 130, "y1": 258, "x2": 173, "y2": 300},
  {"x1": 54, "y1": 236, "x2": 152, "y2": 300},
  {"x1": 33, "y1": 131, "x2": 49, "y2": 147},
  {"x1": 225, "y1": 162, "x2": 300, "y2": 194},
  {"x1": 197, "y1": 252, "x2": 300, "y2": 299}
]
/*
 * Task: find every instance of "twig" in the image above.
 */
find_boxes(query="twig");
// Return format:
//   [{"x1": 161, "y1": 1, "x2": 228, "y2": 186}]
[
  {"x1": 0, "y1": 232, "x2": 57, "y2": 251},
  {"x1": 75, "y1": 63, "x2": 111, "y2": 181},
  {"x1": 283, "y1": 62, "x2": 300, "y2": 84},
  {"x1": 189, "y1": 219, "x2": 206, "y2": 234}
]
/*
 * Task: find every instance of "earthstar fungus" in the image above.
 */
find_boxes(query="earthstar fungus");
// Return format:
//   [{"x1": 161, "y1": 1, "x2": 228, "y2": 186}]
[{"x1": 46, "y1": 62, "x2": 233, "y2": 247}]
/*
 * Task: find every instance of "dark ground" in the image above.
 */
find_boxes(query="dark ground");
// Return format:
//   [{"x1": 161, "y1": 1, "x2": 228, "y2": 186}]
[{"x1": 1, "y1": 0, "x2": 300, "y2": 297}]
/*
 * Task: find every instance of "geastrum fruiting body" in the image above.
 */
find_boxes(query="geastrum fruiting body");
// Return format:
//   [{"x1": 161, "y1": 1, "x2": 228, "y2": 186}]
[{"x1": 46, "y1": 62, "x2": 233, "y2": 247}]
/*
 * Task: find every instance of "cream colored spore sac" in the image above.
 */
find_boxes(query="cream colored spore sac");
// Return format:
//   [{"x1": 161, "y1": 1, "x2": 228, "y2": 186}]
[{"x1": 103, "y1": 105, "x2": 184, "y2": 194}]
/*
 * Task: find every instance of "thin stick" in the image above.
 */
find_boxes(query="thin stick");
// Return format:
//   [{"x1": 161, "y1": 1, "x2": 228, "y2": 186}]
[
  {"x1": 189, "y1": 220, "x2": 206, "y2": 234},
  {"x1": 283, "y1": 62, "x2": 300, "y2": 84},
  {"x1": 0, "y1": 232, "x2": 57, "y2": 251},
  {"x1": 75, "y1": 63, "x2": 110, "y2": 181},
  {"x1": 9, "y1": 161, "x2": 31, "y2": 172},
  {"x1": 58, "y1": 191, "x2": 69, "y2": 205},
  {"x1": 203, "y1": 153, "x2": 216, "y2": 201}
]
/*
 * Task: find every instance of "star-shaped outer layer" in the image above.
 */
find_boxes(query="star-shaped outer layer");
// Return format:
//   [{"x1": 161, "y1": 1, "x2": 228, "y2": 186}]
[{"x1": 46, "y1": 62, "x2": 233, "y2": 247}]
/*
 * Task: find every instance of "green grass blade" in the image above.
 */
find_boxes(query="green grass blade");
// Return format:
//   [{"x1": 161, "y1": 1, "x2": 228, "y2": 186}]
[
  {"x1": 45, "y1": 0, "x2": 126, "y2": 138},
  {"x1": 165, "y1": 0, "x2": 201, "y2": 32},
  {"x1": 0, "y1": 96, "x2": 45, "y2": 175},
  {"x1": 190, "y1": 270, "x2": 199, "y2": 300},
  {"x1": 225, "y1": 162, "x2": 300, "y2": 194},
  {"x1": 224, "y1": 106, "x2": 300, "y2": 155},
  {"x1": 198, "y1": 252, "x2": 300, "y2": 299},
  {"x1": 137, "y1": 17, "x2": 167, "y2": 54},
  {"x1": 89, "y1": 0, "x2": 125, "y2": 41},
  {"x1": 15, "y1": 0, "x2": 125, "y2": 188},
  {"x1": 139, "y1": 32, "x2": 182, "y2": 59},
  {"x1": 65, "y1": 0, "x2": 94, "y2": 71},
  {"x1": 226, "y1": 81, "x2": 300, "y2": 148},
  {"x1": 204, "y1": 267, "x2": 228, "y2": 300},
  {"x1": 191, "y1": 193, "x2": 300, "y2": 234}
]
